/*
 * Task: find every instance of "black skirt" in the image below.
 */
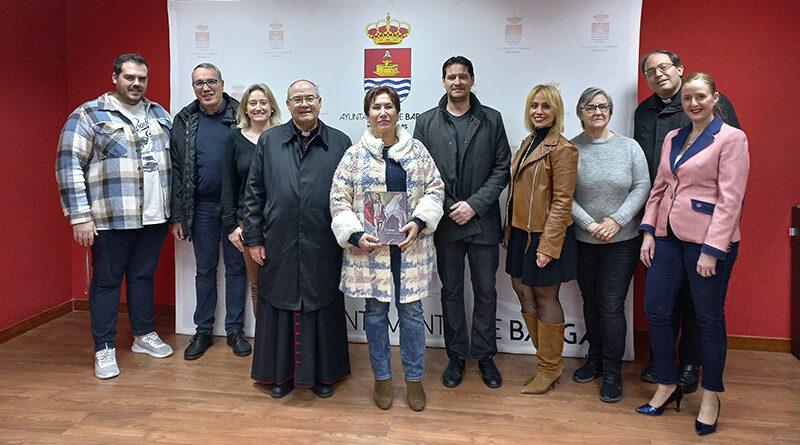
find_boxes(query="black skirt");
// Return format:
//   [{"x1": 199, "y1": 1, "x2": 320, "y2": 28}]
[
  {"x1": 251, "y1": 296, "x2": 351, "y2": 388},
  {"x1": 505, "y1": 226, "x2": 578, "y2": 286}
]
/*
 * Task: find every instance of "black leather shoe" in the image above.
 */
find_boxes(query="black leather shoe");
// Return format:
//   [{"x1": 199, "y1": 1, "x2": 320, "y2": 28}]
[
  {"x1": 270, "y1": 379, "x2": 294, "y2": 398},
  {"x1": 442, "y1": 358, "x2": 465, "y2": 388},
  {"x1": 312, "y1": 380, "x2": 334, "y2": 398},
  {"x1": 226, "y1": 330, "x2": 252, "y2": 357},
  {"x1": 184, "y1": 332, "x2": 213, "y2": 360},
  {"x1": 600, "y1": 373, "x2": 622, "y2": 403},
  {"x1": 478, "y1": 357, "x2": 502, "y2": 388},
  {"x1": 640, "y1": 361, "x2": 657, "y2": 383},
  {"x1": 573, "y1": 359, "x2": 603, "y2": 383},
  {"x1": 677, "y1": 363, "x2": 700, "y2": 394}
]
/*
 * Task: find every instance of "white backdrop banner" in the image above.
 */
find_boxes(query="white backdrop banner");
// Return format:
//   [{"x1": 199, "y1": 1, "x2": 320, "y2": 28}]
[{"x1": 169, "y1": 0, "x2": 642, "y2": 359}]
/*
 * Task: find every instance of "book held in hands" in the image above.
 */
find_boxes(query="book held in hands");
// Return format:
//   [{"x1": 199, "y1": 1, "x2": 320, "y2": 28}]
[{"x1": 363, "y1": 191, "x2": 408, "y2": 245}]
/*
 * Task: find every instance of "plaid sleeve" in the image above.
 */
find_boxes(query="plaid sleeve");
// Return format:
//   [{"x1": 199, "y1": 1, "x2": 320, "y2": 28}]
[{"x1": 55, "y1": 108, "x2": 94, "y2": 224}]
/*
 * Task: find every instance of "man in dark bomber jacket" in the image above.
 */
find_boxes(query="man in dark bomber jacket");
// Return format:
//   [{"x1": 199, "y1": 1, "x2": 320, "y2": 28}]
[{"x1": 170, "y1": 62, "x2": 251, "y2": 360}]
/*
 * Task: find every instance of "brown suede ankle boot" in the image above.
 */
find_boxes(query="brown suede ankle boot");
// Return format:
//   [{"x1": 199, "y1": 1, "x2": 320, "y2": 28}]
[
  {"x1": 522, "y1": 320, "x2": 565, "y2": 394},
  {"x1": 406, "y1": 380, "x2": 426, "y2": 411},
  {"x1": 374, "y1": 378, "x2": 392, "y2": 410},
  {"x1": 521, "y1": 312, "x2": 539, "y2": 385}
]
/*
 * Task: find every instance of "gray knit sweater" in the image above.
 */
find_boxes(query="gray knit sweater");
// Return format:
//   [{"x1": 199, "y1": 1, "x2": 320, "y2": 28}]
[{"x1": 569, "y1": 133, "x2": 650, "y2": 244}]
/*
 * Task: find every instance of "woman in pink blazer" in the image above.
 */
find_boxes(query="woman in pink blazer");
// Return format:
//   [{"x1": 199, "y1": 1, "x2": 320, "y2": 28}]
[{"x1": 634, "y1": 73, "x2": 749, "y2": 436}]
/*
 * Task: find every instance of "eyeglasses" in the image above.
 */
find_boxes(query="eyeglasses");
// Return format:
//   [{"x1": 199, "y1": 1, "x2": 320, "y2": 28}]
[
  {"x1": 192, "y1": 79, "x2": 220, "y2": 88},
  {"x1": 583, "y1": 103, "x2": 610, "y2": 114},
  {"x1": 643, "y1": 63, "x2": 674, "y2": 78},
  {"x1": 289, "y1": 95, "x2": 318, "y2": 105}
]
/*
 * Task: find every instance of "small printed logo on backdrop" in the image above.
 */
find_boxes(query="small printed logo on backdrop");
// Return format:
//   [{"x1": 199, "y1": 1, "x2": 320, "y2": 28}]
[
  {"x1": 498, "y1": 14, "x2": 530, "y2": 54},
  {"x1": 231, "y1": 85, "x2": 246, "y2": 101},
  {"x1": 583, "y1": 11, "x2": 616, "y2": 52},
  {"x1": 195, "y1": 23, "x2": 210, "y2": 50},
  {"x1": 269, "y1": 23, "x2": 284, "y2": 49},
  {"x1": 505, "y1": 14, "x2": 522, "y2": 45},
  {"x1": 364, "y1": 13, "x2": 412, "y2": 102},
  {"x1": 591, "y1": 12, "x2": 610, "y2": 43}
]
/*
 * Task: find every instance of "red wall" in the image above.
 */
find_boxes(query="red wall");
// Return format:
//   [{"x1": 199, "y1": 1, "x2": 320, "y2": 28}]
[
  {"x1": 631, "y1": 0, "x2": 800, "y2": 338},
  {"x1": 63, "y1": 0, "x2": 174, "y2": 306},
  {"x1": 2, "y1": 1, "x2": 797, "y2": 339},
  {"x1": 0, "y1": 0, "x2": 72, "y2": 331}
]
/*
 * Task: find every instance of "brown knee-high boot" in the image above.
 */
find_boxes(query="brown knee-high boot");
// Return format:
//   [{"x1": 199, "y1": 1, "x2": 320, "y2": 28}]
[
  {"x1": 522, "y1": 320, "x2": 565, "y2": 394},
  {"x1": 521, "y1": 312, "x2": 539, "y2": 385}
]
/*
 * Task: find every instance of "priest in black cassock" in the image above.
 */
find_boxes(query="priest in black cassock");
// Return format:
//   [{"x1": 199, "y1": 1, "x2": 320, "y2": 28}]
[{"x1": 243, "y1": 79, "x2": 352, "y2": 398}]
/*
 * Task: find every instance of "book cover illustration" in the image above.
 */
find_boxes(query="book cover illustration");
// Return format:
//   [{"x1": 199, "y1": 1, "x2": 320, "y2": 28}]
[{"x1": 363, "y1": 191, "x2": 408, "y2": 245}]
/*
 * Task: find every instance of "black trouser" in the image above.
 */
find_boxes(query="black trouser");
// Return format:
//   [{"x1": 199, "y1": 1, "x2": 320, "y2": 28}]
[
  {"x1": 435, "y1": 239, "x2": 499, "y2": 361},
  {"x1": 576, "y1": 238, "x2": 639, "y2": 375}
]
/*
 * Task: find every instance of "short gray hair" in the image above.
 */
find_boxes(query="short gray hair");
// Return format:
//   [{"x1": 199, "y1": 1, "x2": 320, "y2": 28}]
[
  {"x1": 575, "y1": 87, "x2": 613, "y2": 129},
  {"x1": 192, "y1": 62, "x2": 222, "y2": 80},
  {"x1": 286, "y1": 79, "x2": 320, "y2": 100}
]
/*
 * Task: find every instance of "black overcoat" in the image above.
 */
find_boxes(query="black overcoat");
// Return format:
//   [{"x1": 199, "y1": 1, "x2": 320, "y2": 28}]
[
  {"x1": 242, "y1": 120, "x2": 351, "y2": 312},
  {"x1": 413, "y1": 93, "x2": 511, "y2": 245}
]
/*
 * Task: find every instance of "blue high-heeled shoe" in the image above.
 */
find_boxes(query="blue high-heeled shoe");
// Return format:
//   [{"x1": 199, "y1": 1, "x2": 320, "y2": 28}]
[
  {"x1": 635, "y1": 385, "x2": 683, "y2": 416},
  {"x1": 695, "y1": 395, "x2": 721, "y2": 435}
]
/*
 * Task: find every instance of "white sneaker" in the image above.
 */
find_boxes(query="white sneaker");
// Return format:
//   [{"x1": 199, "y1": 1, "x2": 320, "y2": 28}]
[
  {"x1": 131, "y1": 331, "x2": 174, "y2": 358},
  {"x1": 95, "y1": 347, "x2": 120, "y2": 379}
]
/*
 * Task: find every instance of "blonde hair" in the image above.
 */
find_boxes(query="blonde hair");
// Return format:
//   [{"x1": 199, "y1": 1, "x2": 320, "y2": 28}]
[
  {"x1": 524, "y1": 84, "x2": 565, "y2": 136},
  {"x1": 237, "y1": 83, "x2": 282, "y2": 129}
]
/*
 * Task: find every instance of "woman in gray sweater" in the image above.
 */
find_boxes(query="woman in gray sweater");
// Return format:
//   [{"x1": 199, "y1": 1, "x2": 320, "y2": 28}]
[{"x1": 569, "y1": 87, "x2": 650, "y2": 403}]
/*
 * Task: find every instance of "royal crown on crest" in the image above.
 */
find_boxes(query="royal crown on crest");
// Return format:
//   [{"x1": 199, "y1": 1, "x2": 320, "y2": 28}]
[
  {"x1": 366, "y1": 13, "x2": 410, "y2": 45},
  {"x1": 594, "y1": 12, "x2": 609, "y2": 21},
  {"x1": 196, "y1": 24, "x2": 209, "y2": 31}
]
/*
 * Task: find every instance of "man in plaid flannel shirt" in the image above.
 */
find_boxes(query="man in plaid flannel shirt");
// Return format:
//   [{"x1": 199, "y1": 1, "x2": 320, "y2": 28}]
[{"x1": 56, "y1": 54, "x2": 174, "y2": 380}]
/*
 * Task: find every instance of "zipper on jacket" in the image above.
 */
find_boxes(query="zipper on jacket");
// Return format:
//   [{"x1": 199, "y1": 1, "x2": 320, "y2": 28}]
[{"x1": 526, "y1": 163, "x2": 540, "y2": 232}]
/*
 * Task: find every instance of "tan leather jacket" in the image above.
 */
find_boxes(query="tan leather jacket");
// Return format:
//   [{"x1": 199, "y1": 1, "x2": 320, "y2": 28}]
[{"x1": 504, "y1": 132, "x2": 578, "y2": 259}]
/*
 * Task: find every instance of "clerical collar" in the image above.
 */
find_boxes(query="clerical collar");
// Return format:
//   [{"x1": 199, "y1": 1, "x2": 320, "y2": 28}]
[
  {"x1": 660, "y1": 90, "x2": 681, "y2": 105},
  {"x1": 293, "y1": 121, "x2": 319, "y2": 138}
]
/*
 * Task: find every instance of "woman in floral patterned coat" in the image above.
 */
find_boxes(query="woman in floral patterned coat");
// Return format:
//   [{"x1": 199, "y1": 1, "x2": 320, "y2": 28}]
[{"x1": 330, "y1": 86, "x2": 444, "y2": 412}]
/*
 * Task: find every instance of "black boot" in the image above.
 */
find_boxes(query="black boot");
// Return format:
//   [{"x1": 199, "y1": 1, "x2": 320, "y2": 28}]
[{"x1": 677, "y1": 363, "x2": 700, "y2": 394}]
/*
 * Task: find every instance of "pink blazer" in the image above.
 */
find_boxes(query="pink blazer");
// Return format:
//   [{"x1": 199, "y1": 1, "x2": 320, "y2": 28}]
[{"x1": 640, "y1": 118, "x2": 749, "y2": 259}]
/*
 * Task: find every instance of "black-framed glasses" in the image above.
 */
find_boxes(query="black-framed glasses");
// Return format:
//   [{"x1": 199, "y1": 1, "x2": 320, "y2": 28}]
[
  {"x1": 192, "y1": 79, "x2": 220, "y2": 88},
  {"x1": 289, "y1": 95, "x2": 318, "y2": 105},
  {"x1": 643, "y1": 63, "x2": 674, "y2": 78},
  {"x1": 583, "y1": 103, "x2": 611, "y2": 114}
]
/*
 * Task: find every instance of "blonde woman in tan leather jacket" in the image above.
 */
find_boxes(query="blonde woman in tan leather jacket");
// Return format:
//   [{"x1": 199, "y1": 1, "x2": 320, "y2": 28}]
[{"x1": 503, "y1": 84, "x2": 578, "y2": 394}]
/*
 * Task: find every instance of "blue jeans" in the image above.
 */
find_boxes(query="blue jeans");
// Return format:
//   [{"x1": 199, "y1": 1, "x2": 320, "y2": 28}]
[
  {"x1": 364, "y1": 298, "x2": 425, "y2": 382},
  {"x1": 89, "y1": 223, "x2": 169, "y2": 351},
  {"x1": 435, "y1": 240, "x2": 499, "y2": 360},
  {"x1": 644, "y1": 230, "x2": 739, "y2": 392},
  {"x1": 192, "y1": 198, "x2": 247, "y2": 335},
  {"x1": 576, "y1": 237, "x2": 640, "y2": 375}
]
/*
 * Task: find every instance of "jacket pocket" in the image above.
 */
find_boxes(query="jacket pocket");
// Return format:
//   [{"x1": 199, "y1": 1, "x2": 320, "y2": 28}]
[
  {"x1": 93, "y1": 122, "x2": 129, "y2": 158},
  {"x1": 690, "y1": 199, "x2": 715, "y2": 215}
]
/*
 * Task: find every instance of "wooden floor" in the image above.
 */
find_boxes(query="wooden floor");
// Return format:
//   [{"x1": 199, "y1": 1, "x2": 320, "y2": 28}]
[{"x1": 0, "y1": 312, "x2": 798, "y2": 444}]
